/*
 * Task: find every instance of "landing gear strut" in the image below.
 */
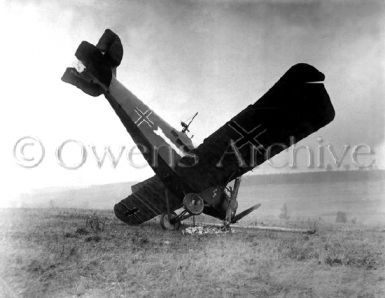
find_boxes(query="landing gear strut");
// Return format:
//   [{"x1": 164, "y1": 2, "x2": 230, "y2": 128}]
[
  {"x1": 160, "y1": 190, "x2": 200, "y2": 230},
  {"x1": 224, "y1": 177, "x2": 241, "y2": 227},
  {"x1": 159, "y1": 210, "x2": 193, "y2": 230},
  {"x1": 160, "y1": 212, "x2": 180, "y2": 230}
]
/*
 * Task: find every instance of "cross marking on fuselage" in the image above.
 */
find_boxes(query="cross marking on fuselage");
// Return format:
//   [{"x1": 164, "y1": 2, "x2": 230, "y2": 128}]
[
  {"x1": 228, "y1": 121, "x2": 267, "y2": 153},
  {"x1": 134, "y1": 107, "x2": 154, "y2": 128}
]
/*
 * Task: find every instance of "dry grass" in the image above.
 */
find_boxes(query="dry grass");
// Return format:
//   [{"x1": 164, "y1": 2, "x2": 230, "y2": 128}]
[{"x1": 0, "y1": 208, "x2": 384, "y2": 297}]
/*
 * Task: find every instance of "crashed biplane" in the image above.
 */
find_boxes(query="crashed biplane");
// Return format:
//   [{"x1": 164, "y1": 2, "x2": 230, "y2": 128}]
[{"x1": 62, "y1": 29, "x2": 335, "y2": 230}]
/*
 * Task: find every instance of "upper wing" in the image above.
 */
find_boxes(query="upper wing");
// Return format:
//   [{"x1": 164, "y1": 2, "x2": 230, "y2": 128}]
[{"x1": 176, "y1": 63, "x2": 335, "y2": 192}]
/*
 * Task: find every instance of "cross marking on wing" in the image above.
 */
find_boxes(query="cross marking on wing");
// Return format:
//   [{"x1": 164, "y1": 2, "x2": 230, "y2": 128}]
[{"x1": 228, "y1": 121, "x2": 267, "y2": 153}]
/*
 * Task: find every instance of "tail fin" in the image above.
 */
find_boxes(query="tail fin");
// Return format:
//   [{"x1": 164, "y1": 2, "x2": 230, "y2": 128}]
[
  {"x1": 61, "y1": 29, "x2": 123, "y2": 96},
  {"x1": 95, "y1": 29, "x2": 123, "y2": 68}
]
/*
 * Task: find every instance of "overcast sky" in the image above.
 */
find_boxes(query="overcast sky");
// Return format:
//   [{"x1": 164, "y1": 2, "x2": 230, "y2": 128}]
[{"x1": 0, "y1": 0, "x2": 384, "y2": 205}]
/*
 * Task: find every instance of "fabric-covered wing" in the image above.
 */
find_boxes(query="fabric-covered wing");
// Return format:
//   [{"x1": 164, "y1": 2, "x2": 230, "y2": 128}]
[
  {"x1": 176, "y1": 64, "x2": 335, "y2": 192},
  {"x1": 114, "y1": 175, "x2": 182, "y2": 224}
]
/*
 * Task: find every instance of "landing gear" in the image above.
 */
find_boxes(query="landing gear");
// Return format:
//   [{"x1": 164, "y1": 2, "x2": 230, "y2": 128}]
[
  {"x1": 160, "y1": 212, "x2": 181, "y2": 230},
  {"x1": 224, "y1": 177, "x2": 241, "y2": 226},
  {"x1": 160, "y1": 189, "x2": 197, "y2": 230}
]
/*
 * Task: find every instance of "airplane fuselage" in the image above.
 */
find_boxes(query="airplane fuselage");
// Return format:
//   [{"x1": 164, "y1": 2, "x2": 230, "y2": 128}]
[{"x1": 62, "y1": 29, "x2": 335, "y2": 229}]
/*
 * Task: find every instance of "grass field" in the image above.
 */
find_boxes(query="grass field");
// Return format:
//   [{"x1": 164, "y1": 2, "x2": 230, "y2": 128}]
[{"x1": 0, "y1": 208, "x2": 384, "y2": 297}]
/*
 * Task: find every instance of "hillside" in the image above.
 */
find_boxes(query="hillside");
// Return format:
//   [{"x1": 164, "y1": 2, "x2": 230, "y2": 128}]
[{"x1": 17, "y1": 170, "x2": 385, "y2": 224}]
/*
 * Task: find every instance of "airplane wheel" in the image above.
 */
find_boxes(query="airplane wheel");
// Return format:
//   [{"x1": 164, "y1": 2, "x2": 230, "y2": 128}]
[
  {"x1": 160, "y1": 212, "x2": 181, "y2": 230},
  {"x1": 183, "y1": 193, "x2": 204, "y2": 215}
]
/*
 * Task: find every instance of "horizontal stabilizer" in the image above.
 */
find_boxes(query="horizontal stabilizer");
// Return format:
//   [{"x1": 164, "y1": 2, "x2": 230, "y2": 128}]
[{"x1": 61, "y1": 67, "x2": 103, "y2": 97}]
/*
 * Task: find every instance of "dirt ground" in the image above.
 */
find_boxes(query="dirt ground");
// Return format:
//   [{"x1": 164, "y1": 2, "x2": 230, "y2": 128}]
[{"x1": 0, "y1": 208, "x2": 384, "y2": 297}]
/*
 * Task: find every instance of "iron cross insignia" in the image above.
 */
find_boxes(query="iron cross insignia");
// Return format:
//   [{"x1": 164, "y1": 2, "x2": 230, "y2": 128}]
[
  {"x1": 134, "y1": 107, "x2": 154, "y2": 128},
  {"x1": 228, "y1": 121, "x2": 267, "y2": 153}
]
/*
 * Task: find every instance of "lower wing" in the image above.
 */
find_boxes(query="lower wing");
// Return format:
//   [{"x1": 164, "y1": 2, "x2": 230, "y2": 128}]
[{"x1": 114, "y1": 175, "x2": 182, "y2": 224}]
